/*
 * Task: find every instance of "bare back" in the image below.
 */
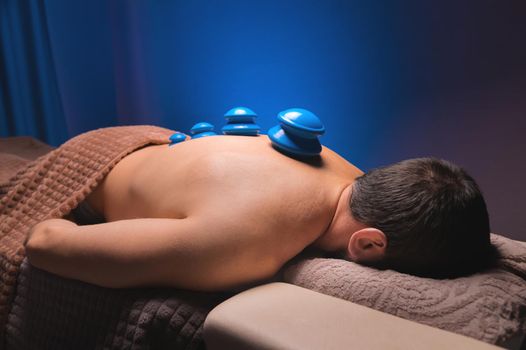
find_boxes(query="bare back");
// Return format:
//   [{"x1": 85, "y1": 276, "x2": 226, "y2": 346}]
[{"x1": 86, "y1": 135, "x2": 363, "y2": 264}]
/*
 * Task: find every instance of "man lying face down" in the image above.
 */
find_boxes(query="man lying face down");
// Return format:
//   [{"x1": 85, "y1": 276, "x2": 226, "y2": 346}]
[{"x1": 25, "y1": 135, "x2": 498, "y2": 291}]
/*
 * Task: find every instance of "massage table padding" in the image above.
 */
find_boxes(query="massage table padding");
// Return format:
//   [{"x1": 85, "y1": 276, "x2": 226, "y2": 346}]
[{"x1": 204, "y1": 282, "x2": 502, "y2": 350}]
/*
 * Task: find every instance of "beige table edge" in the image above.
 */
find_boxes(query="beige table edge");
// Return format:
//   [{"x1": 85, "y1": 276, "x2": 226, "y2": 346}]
[{"x1": 204, "y1": 282, "x2": 502, "y2": 350}]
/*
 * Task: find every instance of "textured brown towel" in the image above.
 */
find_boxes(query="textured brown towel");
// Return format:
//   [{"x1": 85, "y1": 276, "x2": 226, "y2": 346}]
[
  {"x1": 0, "y1": 136, "x2": 54, "y2": 195},
  {"x1": 6, "y1": 259, "x2": 227, "y2": 350},
  {"x1": 0, "y1": 126, "x2": 176, "y2": 340}
]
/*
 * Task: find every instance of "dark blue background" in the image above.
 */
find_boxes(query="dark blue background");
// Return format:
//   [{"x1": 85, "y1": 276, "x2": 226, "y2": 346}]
[
  {"x1": 3, "y1": 0, "x2": 526, "y2": 239},
  {"x1": 43, "y1": 0, "x2": 526, "y2": 164}
]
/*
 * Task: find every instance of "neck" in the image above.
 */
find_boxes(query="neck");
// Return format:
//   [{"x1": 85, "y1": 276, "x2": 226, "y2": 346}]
[{"x1": 312, "y1": 182, "x2": 366, "y2": 252}]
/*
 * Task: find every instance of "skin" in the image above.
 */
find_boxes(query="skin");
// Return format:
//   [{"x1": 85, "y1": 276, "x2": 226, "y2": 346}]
[{"x1": 26, "y1": 135, "x2": 387, "y2": 291}]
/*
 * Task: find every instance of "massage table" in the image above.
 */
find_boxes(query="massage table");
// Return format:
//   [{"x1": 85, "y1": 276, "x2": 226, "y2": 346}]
[
  {"x1": 1, "y1": 133, "x2": 525, "y2": 349},
  {"x1": 204, "y1": 282, "x2": 512, "y2": 349}
]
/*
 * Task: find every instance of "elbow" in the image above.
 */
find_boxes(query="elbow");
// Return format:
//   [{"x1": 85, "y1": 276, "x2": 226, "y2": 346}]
[
  {"x1": 25, "y1": 236, "x2": 39, "y2": 260},
  {"x1": 25, "y1": 223, "x2": 51, "y2": 268},
  {"x1": 25, "y1": 220, "x2": 65, "y2": 269}
]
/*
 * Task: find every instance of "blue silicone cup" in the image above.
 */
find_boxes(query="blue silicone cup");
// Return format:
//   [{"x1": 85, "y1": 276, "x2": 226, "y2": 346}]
[
  {"x1": 191, "y1": 131, "x2": 217, "y2": 139},
  {"x1": 190, "y1": 122, "x2": 215, "y2": 134},
  {"x1": 168, "y1": 132, "x2": 187, "y2": 144},
  {"x1": 225, "y1": 115, "x2": 257, "y2": 123},
  {"x1": 224, "y1": 106, "x2": 257, "y2": 117},
  {"x1": 222, "y1": 123, "x2": 261, "y2": 136},
  {"x1": 277, "y1": 108, "x2": 325, "y2": 139},
  {"x1": 268, "y1": 125, "x2": 322, "y2": 156}
]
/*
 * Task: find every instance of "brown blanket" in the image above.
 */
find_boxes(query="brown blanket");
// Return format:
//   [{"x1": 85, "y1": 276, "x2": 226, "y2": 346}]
[
  {"x1": 0, "y1": 126, "x2": 180, "y2": 341},
  {"x1": 7, "y1": 259, "x2": 227, "y2": 350}
]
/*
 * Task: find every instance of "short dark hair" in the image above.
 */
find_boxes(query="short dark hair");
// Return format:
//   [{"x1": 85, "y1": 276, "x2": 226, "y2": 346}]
[{"x1": 349, "y1": 158, "x2": 498, "y2": 278}]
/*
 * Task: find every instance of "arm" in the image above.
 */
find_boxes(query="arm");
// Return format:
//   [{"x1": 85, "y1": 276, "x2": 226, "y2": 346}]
[{"x1": 25, "y1": 217, "x2": 280, "y2": 291}]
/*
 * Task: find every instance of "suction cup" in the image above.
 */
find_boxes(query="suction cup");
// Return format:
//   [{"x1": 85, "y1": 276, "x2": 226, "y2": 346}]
[
  {"x1": 222, "y1": 107, "x2": 260, "y2": 136},
  {"x1": 168, "y1": 132, "x2": 187, "y2": 145},
  {"x1": 190, "y1": 122, "x2": 217, "y2": 138},
  {"x1": 267, "y1": 108, "x2": 325, "y2": 157}
]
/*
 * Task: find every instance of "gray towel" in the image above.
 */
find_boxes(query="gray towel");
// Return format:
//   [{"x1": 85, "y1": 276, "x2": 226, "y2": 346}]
[{"x1": 283, "y1": 233, "x2": 526, "y2": 345}]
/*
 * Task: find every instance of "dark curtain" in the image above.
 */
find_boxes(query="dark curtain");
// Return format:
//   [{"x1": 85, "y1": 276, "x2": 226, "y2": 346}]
[{"x1": 0, "y1": 0, "x2": 67, "y2": 145}]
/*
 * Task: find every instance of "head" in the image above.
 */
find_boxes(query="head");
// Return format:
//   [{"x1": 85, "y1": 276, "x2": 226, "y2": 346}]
[{"x1": 347, "y1": 157, "x2": 498, "y2": 278}]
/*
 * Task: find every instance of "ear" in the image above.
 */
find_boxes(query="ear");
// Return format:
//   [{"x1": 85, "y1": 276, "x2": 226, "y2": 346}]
[{"x1": 347, "y1": 228, "x2": 387, "y2": 263}]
